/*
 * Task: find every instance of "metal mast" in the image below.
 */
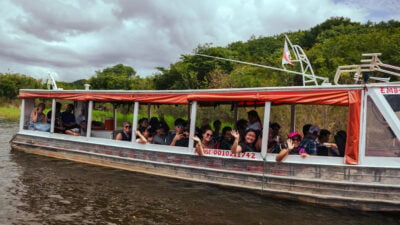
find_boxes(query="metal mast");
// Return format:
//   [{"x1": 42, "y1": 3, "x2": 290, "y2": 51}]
[
  {"x1": 283, "y1": 35, "x2": 320, "y2": 86},
  {"x1": 195, "y1": 35, "x2": 329, "y2": 86}
]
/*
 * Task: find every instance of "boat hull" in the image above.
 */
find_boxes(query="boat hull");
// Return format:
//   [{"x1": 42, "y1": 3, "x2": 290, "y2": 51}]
[{"x1": 10, "y1": 133, "x2": 400, "y2": 211}]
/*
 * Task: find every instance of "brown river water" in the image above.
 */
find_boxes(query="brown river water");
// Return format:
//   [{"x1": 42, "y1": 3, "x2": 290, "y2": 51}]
[{"x1": 1, "y1": 119, "x2": 399, "y2": 225}]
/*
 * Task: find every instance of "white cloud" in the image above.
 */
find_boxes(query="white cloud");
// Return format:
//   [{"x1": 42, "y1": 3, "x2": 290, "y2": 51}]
[{"x1": 0, "y1": 0, "x2": 397, "y2": 82}]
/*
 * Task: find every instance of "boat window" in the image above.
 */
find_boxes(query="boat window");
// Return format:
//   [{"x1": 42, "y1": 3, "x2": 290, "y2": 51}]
[
  {"x1": 384, "y1": 95, "x2": 400, "y2": 121},
  {"x1": 270, "y1": 104, "x2": 348, "y2": 157},
  {"x1": 365, "y1": 96, "x2": 400, "y2": 157},
  {"x1": 190, "y1": 103, "x2": 266, "y2": 157},
  {"x1": 22, "y1": 98, "x2": 52, "y2": 132},
  {"x1": 138, "y1": 104, "x2": 189, "y2": 147}
]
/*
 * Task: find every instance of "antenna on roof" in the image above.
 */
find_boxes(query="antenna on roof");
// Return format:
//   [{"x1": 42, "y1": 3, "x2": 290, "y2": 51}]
[
  {"x1": 283, "y1": 35, "x2": 328, "y2": 86},
  {"x1": 46, "y1": 73, "x2": 59, "y2": 90}
]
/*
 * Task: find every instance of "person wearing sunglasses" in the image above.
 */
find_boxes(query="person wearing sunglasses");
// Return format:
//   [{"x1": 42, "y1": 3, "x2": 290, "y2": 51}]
[
  {"x1": 192, "y1": 128, "x2": 215, "y2": 156},
  {"x1": 275, "y1": 132, "x2": 307, "y2": 162},
  {"x1": 116, "y1": 122, "x2": 132, "y2": 141}
]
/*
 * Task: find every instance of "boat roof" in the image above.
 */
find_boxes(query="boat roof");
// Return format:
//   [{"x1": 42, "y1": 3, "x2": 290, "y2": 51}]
[{"x1": 18, "y1": 83, "x2": 399, "y2": 106}]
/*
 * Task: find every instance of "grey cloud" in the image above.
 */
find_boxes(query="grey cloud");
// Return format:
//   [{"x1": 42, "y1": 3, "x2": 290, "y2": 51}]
[
  {"x1": 11, "y1": 0, "x2": 118, "y2": 41},
  {"x1": 0, "y1": 0, "x2": 395, "y2": 82}
]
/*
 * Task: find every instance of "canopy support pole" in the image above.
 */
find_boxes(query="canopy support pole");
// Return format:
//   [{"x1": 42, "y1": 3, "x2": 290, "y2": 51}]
[
  {"x1": 188, "y1": 101, "x2": 197, "y2": 153},
  {"x1": 113, "y1": 104, "x2": 117, "y2": 130},
  {"x1": 86, "y1": 100, "x2": 93, "y2": 138},
  {"x1": 261, "y1": 102, "x2": 271, "y2": 157},
  {"x1": 290, "y1": 104, "x2": 296, "y2": 132},
  {"x1": 233, "y1": 103, "x2": 239, "y2": 123},
  {"x1": 132, "y1": 102, "x2": 139, "y2": 144},
  {"x1": 50, "y1": 99, "x2": 56, "y2": 133},
  {"x1": 147, "y1": 103, "x2": 151, "y2": 120},
  {"x1": 19, "y1": 99, "x2": 25, "y2": 131}
]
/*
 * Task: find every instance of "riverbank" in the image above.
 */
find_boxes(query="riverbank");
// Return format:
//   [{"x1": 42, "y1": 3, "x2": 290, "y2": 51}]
[{"x1": 0, "y1": 106, "x2": 20, "y2": 121}]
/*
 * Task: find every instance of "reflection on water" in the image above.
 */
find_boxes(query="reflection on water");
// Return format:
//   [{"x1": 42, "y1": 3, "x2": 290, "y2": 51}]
[{"x1": 1, "y1": 119, "x2": 400, "y2": 225}]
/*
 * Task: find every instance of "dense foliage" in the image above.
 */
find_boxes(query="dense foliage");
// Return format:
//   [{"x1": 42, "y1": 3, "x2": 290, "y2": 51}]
[
  {"x1": 0, "y1": 73, "x2": 44, "y2": 100},
  {"x1": 152, "y1": 17, "x2": 400, "y2": 89}
]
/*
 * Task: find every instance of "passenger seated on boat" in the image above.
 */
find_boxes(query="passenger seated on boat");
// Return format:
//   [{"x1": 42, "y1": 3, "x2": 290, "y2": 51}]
[
  {"x1": 231, "y1": 128, "x2": 260, "y2": 153},
  {"x1": 302, "y1": 124, "x2": 312, "y2": 137},
  {"x1": 149, "y1": 117, "x2": 159, "y2": 128},
  {"x1": 219, "y1": 126, "x2": 234, "y2": 150},
  {"x1": 334, "y1": 130, "x2": 346, "y2": 157},
  {"x1": 235, "y1": 119, "x2": 248, "y2": 142},
  {"x1": 298, "y1": 125, "x2": 320, "y2": 155},
  {"x1": 61, "y1": 104, "x2": 80, "y2": 133},
  {"x1": 46, "y1": 102, "x2": 80, "y2": 136},
  {"x1": 115, "y1": 122, "x2": 132, "y2": 141},
  {"x1": 247, "y1": 110, "x2": 262, "y2": 131},
  {"x1": 136, "y1": 126, "x2": 154, "y2": 144},
  {"x1": 153, "y1": 122, "x2": 168, "y2": 145},
  {"x1": 317, "y1": 129, "x2": 340, "y2": 156},
  {"x1": 166, "y1": 118, "x2": 189, "y2": 147},
  {"x1": 138, "y1": 118, "x2": 149, "y2": 131},
  {"x1": 213, "y1": 120, "x2": 222, "y2": 140},
  {"x1": 192, "y1": 128, "x2": 216, "y2": 156},
  {"x1": 268, "y1": 122, "x2": 283, "y2": 151},
  {"x1": 275, "y1": 132, "x2": 307, "y2": 162},
  {"x1": 46, "y1": 102, "x2": 65, "y2": 133},
  {"x1": 28, "y1": 103, "x2": 51, "y2": 132}
]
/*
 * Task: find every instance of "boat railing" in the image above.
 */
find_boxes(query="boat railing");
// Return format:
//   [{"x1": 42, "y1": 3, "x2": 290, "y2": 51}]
[{"x1": 334, "y1": 53, "x2": 400, "y2": 85}]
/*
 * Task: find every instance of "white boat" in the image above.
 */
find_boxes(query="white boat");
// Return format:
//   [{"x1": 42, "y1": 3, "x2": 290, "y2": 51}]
[{"x1": 10, "y1": 82, "x2": 400, "y2": 211}]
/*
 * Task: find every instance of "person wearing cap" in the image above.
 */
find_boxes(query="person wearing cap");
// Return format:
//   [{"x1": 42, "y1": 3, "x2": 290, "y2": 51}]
[
  {"x1": 297, "y1": 125, "x2": 320, "y2": 155},
  {"x1": 166, "y1": 118, "x2": 189, "y2": 147},
  {"x1": 275, "y1": 132, "x2": 305, "y2": 162},
  {"x1": 153, "y1": 122, "x2": 168, "y2": 145}
]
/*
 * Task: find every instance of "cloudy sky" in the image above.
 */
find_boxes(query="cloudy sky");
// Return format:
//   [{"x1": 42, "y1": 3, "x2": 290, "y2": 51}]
[{"x1": 0, "y1": 0, "x2": 399, "y2": 82}]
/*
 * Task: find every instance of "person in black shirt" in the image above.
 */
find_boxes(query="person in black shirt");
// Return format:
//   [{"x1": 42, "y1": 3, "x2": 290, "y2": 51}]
[
  {"x1": 231, "y1": 128, "x2": 259, "y2": 153},
  {"x1": 166, "y1": 118, "x2": 189, "y2": 147},
  {"x1": 116, "y1": 122, "x2": 132, "y2": 141},
  {"x1": 219, "y1": 126, "x2": 234, "y2": 150}
]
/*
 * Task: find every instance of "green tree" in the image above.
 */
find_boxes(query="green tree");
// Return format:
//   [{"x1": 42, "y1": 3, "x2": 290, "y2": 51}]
[
  {"x1": 0, "y1": 73, "x2": 44, "y2": 100},
  {"x1": 89, "y1": 64, "x2": 137, "y2": 90}
]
